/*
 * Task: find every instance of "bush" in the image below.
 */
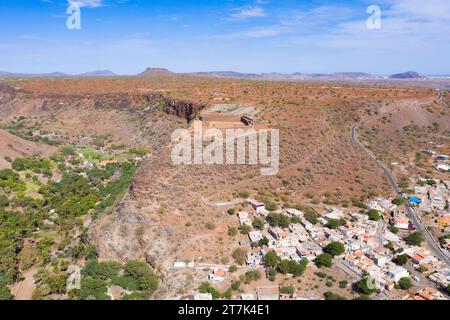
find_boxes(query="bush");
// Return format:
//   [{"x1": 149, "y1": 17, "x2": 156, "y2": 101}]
[
  {"x1": 0, "y1": 284, "x2": 14, "y2": 300},
  {"x1": 339, "y1": 280, "x2": 348, "y2": 288},
  {"x1": 267, "y1": 213, "x2": 290, "y2": 228},
  {"x1": 392, "y1": 197, "x2": 404, "y2": 206},
  {"x1": 280, "y1": 286, "x2": 294, "y2": 296},
  {"x1": 232, "y1": 248, "x2": 247, "y2": 266},
  {"x1": 231, "y1": 281, "x2": 241, "y2": 291},
  {"x1": 367, "y1": 209, "x2": 381, "y2": 221},
  {"x1": 353, "y1": 277, "x2": 376, "y2": 295},
  {"x1": 265, "y1": 202, "x2": 277, "y2": 211},
  {"x1": 326, "y1": 219, "x2": 341, "y2": 229},
  {"x1": 323, "y1": 242, "x2": 345, "y2": 257},
  {"x1": 227, "y1": 208, "x2": 236, "y2": 215},
  {"x1": 324, "y1": 291, "x2": 346, "y2": 300},
  {"x1": 82, "y1": 261, "x2": 121, "y2": 280},
  {"x1": 113, "y1": 260, "x2": 158, "y2": 294},
  {"x1": 393, "y1": 254, "x2": 408, "y2": 266},
  {"x1": 398, "y1": 277, "x2": 412, "y2": 290},
  {"x1": 389, "y1": 226, "x2": 399, "y2": 234},
  {"x1": 315, "y1": 272, "x2": 327, "y2": 278},
  {"x1": 79, "y1": 278, "x2": 110, "y2": 300},
  {"x1": 405, "y1": 232, "x2": 424, "y2": 246},
  {"x1": 198, "y1": 282, "x2": 220, "y2": 300},
  {"x1": 239, "y1": 224, "x2": 252, "y2": 234},
  {"x1": 242, "y1": 270, "x2": 261, "y2": 284},
  {"x1": 252, "y1": 217, "x2": 265, "y2": 230},
  {"x1": 264, "y1": 251, "x2": 281, "y2": 268},
  {"x1": 228, "y1": 227, "x2": 238, "y2": 237},
  {"x1": 0, "y1": 195, "x2": 9, "y2": 208},
  {"x1": 277, "y1": 259, "x2": 308, "y2": 277},
  {"x1": 237, "y1": 191, "x2": 250, "y2": 199},
  {"x1": 314, "y1": 254, "x2": 333, "y2": 268},
  {"x1": 295, "y1": 204, "x2": 319, "y2": 224}
]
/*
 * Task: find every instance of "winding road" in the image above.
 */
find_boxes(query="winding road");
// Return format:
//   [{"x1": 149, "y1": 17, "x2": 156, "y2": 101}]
[{"x1": 351, "y1": 93, "x2": 450, "y2": 267}]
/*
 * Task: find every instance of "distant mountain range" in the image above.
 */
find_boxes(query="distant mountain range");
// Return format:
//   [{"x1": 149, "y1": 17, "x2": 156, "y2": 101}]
[
  {"x1": 388, "y1": 71, "x2": 425, "y2": 79},
  {"x1": 191, "y1": 71, "x2": 382, "y2": 81},
  {"x1": 0, "y1": 70, "x2": 117, "y2": 78},
  {"x1": 0, "y1": 68, "x2": 434, "y2": 81}
]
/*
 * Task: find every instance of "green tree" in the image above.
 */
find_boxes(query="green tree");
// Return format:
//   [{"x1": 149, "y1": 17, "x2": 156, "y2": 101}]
[
  {"x1": 252, "y1": 217, "x2": 265, "y2": 230},
  {"x1": 324, "y1": 291, "x2": 346, "y2": 300},
  {"x1": 314, "y1": 254, "x2": 333, "y2": 268},
  {"x1": 0, "y1": 195, "x2": 9, "y2": 209},
  {"x1": 367, "y1": 209, "x2": 381, "y2": 221},
  {"x1": 353, "y1": 277, "x2": 376, "y2": 295},
  {"x1": 393, "y1": 254, "x2": 408, "y2": 266},
  {"x1": 406, "y1": 232, "x2": 425, "y2": 246},
  {"x1": 231, "y1": 281, "x2": 241, "y2": 291},
  {"x1": 228, "y1": 227, "x2": 238, "y2": 237},
  {"x1": 264, "y1": 251, "x2": 281, "y2": 268},
  {"x1": 280, "y1": 286, "x2": 294, "y2": 296},
  {"x1": 232, "y1": 248, "x2": 247, "y2": 265},
  {"x1": 324, "y1": 242, "x2": 345, "y2": 257},
  {"x1": 326, "y1": 219, "x2": 341, "y2": 229},
  {"x1": 258, "y1": 237, "x2": 269, "y2": 248},
  {"x1": 398, "y1": 277, "x2": 412, "y2": 290},
  {"x1": 0, "y1": 284, "x2": 14, "y2": 300},
  {"x1": 198, "y1": 282, "x2": 220, "y2": 300},
  {"x1": 239, "y1": 224, "x2": 252, "y2": 234}
]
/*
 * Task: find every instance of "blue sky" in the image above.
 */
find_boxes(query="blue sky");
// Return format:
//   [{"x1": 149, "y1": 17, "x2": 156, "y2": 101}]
[{"x1": 0, "y1": 0, "x2": 449, "y2": 75}]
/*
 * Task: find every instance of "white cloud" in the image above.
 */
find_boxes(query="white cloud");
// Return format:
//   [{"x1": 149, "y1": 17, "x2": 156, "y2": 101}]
[
  {"x1": 230, "y1": 6, "x2": 266, "y2": 20},
  {"x1": 387, "y1": 0, "x2": 450, "y2": 21},
  {"x1": 67, "y1": 0, "x2": 104, "y2": 8}
]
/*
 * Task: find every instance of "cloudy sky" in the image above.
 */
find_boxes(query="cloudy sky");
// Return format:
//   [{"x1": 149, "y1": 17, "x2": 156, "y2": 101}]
[{"x1": 0, "y1": 0, "x2": 449, "y2": 75}]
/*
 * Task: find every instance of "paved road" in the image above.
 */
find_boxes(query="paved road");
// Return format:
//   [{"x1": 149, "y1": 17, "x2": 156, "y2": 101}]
[{"x1": 351, "y1": 95, "x2": 450, "y2": 267}]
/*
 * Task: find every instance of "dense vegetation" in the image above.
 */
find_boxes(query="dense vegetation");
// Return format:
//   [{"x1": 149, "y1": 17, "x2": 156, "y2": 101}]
[{"x1": 0, "y1": 146, "x2": 144, "y2": 300}]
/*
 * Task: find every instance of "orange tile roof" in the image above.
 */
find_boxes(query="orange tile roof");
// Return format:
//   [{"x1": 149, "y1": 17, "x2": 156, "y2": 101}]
[
  {"x1": 438, "y1": 215, "x2": 450, "y2": 225},
  {"x1": 215, "y1": 269, "x2": 225, "y2": 277}
]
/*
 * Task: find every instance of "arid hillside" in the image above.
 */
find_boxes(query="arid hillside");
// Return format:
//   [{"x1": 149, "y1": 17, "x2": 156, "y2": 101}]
[{"x1": 0, "y1": 76, "x2": 443, "y2": 298}]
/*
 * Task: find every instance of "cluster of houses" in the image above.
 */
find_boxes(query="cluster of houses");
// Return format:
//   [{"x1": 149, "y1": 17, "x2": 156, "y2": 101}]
[
  {"x1": 410, "y1": 179, "x2": 450, "y2": 247},
  {"x1": 421, "y1": 147, "x2": 450, "y2": 172},
  {"x1": 188, "y1": 189, "x2": 449, "y2": 300},
  {"x1": 232, "y1": 197, "x2": 450, "y2": 298}
]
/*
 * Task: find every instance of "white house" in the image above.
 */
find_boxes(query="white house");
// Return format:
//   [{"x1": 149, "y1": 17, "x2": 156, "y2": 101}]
[
  {"x1": 386, "y1": 264, "x2": 410, "y2": 282},
  {"x1": 209, "y1": 269, "x2": 226, "y2": 282}
]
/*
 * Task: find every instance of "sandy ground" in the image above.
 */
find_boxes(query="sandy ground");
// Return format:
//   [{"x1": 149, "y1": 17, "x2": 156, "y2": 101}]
[{"x1": 9, "y1": 268, "x2": 36, "y2": 300}]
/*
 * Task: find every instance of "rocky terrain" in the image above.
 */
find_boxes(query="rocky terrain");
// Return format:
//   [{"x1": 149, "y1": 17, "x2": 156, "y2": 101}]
[{"x1": 1, "y1": 76, "x2": 445, "y2": 299}]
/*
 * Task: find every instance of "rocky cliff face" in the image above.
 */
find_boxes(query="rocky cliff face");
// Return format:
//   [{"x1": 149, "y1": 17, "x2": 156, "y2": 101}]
[{"x1": 140, "y1": 93, "x2": 206, "y2": 122}]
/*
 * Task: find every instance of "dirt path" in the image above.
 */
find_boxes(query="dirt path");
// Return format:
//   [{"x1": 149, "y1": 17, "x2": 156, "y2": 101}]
[{"x1": 9, "y1": 268, "x2": 36, "y2": 300}]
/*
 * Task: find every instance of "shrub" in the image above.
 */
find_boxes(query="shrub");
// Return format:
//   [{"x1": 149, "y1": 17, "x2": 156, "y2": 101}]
[
  {"x1": 314, "y1": 254, "x2": 333, "y2": 268},
  {"x1": 367, "y1": 209, "x2": 381, "y2": 221},
  {"x1": 232, "y1": 248, "x2": 247, "y2": 266},
  {"x1": 398, "y1": 277, "x2": 412, "y2": 290},
  {"x1": 393, "y1": 254, "x2": 408, "y2": 266},
  {"x1": 405, "y1": 232, "x2": 424, "y2": 246},
  {"x1": 324, "y1": 291, "x2": 346, "y2": 300},
  {"x1": 280, "y1": 286, "x2": 294, "y2": 296},
  {"x1": 237, "y1": 191, "x2": 250, "y2": 199},
  {"x1": 323, "y1": 242, "x2": 345, "y2": 257}
]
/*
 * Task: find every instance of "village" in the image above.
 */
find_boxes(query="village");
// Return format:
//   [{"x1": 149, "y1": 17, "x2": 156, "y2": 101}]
[{"x1": 172, "y1": 183, "x2": 450, "y2": 301}]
